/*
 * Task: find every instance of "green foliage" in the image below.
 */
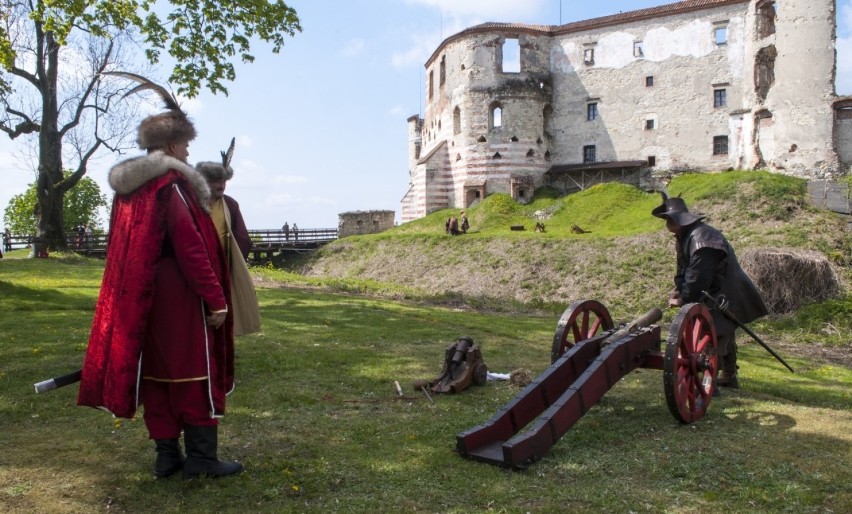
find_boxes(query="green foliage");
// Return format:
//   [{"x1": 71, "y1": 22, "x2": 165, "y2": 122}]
[
  {"x1": 12, "y1": 1, "x2": 301, "y2": 97},
  {"x1": 3, "y1": 174, "x2": 108, "y2": 235}
]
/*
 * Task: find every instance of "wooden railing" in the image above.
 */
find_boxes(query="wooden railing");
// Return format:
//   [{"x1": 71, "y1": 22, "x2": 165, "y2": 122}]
[{"x1": 3, "y1": 228, "x2": 338, "y2": 260}]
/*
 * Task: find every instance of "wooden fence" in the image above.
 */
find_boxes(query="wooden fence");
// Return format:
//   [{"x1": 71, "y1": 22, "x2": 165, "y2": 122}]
[{"x1": 3, "y1": 228, "x2": 338, "y2": 260}]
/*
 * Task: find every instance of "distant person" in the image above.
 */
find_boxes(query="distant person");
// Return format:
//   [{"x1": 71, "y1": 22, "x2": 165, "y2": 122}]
[
  {"x1": 3, "y1": 228, "x2": 10, "y2": 252},
  {"x1": 84, "y1": 224, "x2": 93, "y2": 249},
  {"x1": 197, "y1": 138, "x2": 261, "y2": 337},
  {"x1": 293, "y1": 223, "x2": 299, "y2": 242},
  {"x1": 652, "y1": 193, "x2": 768, "y2": 389},
  {"x1": 74, "y1": 222, "x2": 86, "y2": 249},
  {"x1": 446, "y1": 216, "x2": 459, "y2": 235},
  {"x1": 460, "y1": 212, "x2": 469, "y2": 234},
  {"x1": 282, "y1": 221, "x2": 290, "y2": 241},
  {"x1": 77, "y1": 73, "x2": 242, "y2": 479}
]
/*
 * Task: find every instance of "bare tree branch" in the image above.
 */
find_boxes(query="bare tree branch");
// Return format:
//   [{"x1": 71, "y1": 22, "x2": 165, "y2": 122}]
[
  {"x1": 0, "y1": 104, "x2": 41, "y2": 137},
  {"x1": 59, "y1": 39, "x2": 113, "y2": 137}
]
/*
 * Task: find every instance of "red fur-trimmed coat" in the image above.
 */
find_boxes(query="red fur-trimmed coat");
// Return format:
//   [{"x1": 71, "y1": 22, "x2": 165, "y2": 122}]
[{"x1": 77, "y1": 152, "x2": 234, "y2": 419}]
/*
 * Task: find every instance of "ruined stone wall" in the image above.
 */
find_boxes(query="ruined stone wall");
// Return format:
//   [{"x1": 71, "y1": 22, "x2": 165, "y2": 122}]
[
  {"x1": 401, "y1": 0, "x2": 844, "y2": 222},
  {"x1": 338, "y1": 210, "x2": 396, "y2": 238},
  {"x1": 749, "y1": 0, "x2": 839, "y2": 178}
]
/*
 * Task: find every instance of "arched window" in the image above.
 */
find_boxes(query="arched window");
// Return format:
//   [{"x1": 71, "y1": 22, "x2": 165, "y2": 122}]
[
  {"x1": 489, "y1": 102, "x2": 503, "y2": 129},
  {"x1": 440, "y1": 55, "x2": 446, "y2": 86}
]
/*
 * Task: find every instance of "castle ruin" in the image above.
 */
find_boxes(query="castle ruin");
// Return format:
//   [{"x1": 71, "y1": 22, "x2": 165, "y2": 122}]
[{"x1": 402, "y1": 0, "x2": 851, "y2": 222}]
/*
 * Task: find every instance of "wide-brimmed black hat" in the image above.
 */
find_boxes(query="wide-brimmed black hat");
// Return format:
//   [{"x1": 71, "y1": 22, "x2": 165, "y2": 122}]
[{"x1": 651, "y1": 192, "x2": 705, "y2": 226}]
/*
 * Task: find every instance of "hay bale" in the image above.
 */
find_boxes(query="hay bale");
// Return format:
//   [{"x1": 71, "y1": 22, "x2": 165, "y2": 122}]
[
  {"x1": 509, "y1": 368, "x2": 534, "y2": 388},
  {"x1": 740, "y1": 248, "x2": 842, "y2": 314}
]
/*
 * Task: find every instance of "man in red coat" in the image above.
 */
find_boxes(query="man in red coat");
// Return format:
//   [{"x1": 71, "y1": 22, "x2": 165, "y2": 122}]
[{"x1": 77, "y1": 84, "x2": 242, "y2": 479}]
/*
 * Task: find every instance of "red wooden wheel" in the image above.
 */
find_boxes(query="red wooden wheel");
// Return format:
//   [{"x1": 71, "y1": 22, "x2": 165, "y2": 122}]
[
  {"x1": 551, "y1": 300, "x2": 614, "y2": 363},
  {"x1": 663, "y1": 303, "x2": 718, "y2": 424}
]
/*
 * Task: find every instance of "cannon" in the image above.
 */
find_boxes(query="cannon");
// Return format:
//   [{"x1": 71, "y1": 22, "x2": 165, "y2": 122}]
[{"x1": 456, "y1": 300, "x2": 718, "y2": 469}]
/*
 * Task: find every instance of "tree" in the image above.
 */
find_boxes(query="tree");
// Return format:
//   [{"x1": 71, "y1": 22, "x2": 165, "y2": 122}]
[
  {"x1": 3, "y1": 173, "x2": 108, "y2": 236},
  {"x1": 0, "y1": 1, "x2": 301, "y2": 254}
]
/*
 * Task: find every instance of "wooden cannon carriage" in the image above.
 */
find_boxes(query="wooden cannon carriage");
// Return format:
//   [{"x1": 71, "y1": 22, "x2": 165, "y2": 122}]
[{"x1": 456, "y1": 300, "x2": 719, "y2": 469}]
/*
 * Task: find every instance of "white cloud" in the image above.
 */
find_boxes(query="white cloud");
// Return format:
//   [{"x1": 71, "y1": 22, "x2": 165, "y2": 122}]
[
  {"x1": 391, "y1": 30, "x2": 441, "y2": 68},
  {"x1": 342, "y1": 38, "x2": 366, "y2": 57},
  {"x1": 387, "y1": 105, "x2": 408, "y2": 116},
  {"x1": 404, "y1": 0, "x2": 545, "y2": 20}
]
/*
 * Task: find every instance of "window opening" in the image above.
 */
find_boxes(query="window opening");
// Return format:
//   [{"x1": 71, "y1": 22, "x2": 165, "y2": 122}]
[
  {"x1": 428, "y1": 71, "x2": 433, "y2": 99},
  {"x1": 757, "y1": 1, "x2": 776, "y2": 39},
  {"x1": 645, "y1": 119, "x2": 655, "y2": 130},
  {"x1": 646, "y1": 76, "x2": 654, "y2": 87},
  {"x1": 755, "y1": 45, "x2": 777, "y2": 101},
  {"x1": 714, "y1": 26, "x2": 727, "y2": 45},
  {"x1": 526, "y1": 149, "x2": 535, "y2": 157},
  {"x1": 440, "y1": 55, "x2": 446, "y2": 86},
  {"x1": 510, "y1": 135, "x2": 519, "y2": 142},
  {"x1": 493, "y1": 152, "x2": 502, "y2": 159},
  {"x1": 502, "y1": 38, "x2": 520, "y2": 73},
  {"x1": 491, "y1": 105, "x2": 502, "y2": 128},
  {"x1": 583, "y1": 145, "x2": 596, "y2": 163},
  {"x1": 477, "y1": 135, "x2": 487, "y2": 142},
  {"x1": 714, "y1": 88, "x2": 727, "y2": 108},
  {"x1": 587, "y1": 102, "x2": 598, "y2": 121},
  {"x1": 713, "y1": 136, "x2": 729, "y2": 155},
  {"x1": 647, "y1": 156, "x2": 656, "y2": 167},
  {"x1": 633, "y1": 41, "x2": 644, "y2": 57},
  {"x1": 584, "y1": 47, "x2": 595, "y2": 65}
]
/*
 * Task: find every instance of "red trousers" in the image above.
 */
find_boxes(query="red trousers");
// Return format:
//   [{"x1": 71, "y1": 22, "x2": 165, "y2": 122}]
[{"x1": 141, "y1": 379, "x2": 218, "y2": 439}]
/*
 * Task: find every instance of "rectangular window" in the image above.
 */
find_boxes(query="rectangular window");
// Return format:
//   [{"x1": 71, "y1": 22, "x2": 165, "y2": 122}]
[
  {"x1": 713, "y1": 136, "x2": 729, "y2": 155},
  {"x1": 714, "y1": 88, "x2": 727, "y2": 108},
  {"x1": 633, "y1": 41, "x2": 644, "y2": 57},
  {"x1": 587, "y1": 102, "x2": 598, "y2": 121},
  {"x1": 584, "y1": 48, "x2": 595, "y2": 65},
  {"x1": 583, "y1": 145, "x2": 596, "y2": 163},
  {"x1": 429, "y1": 71, "x2": 433, "y2": 100},
  {"x1": 645, "y1": 76, "x2": 654, "y2": 87},
  {"x1": 647, "y1": 156, "x2": 656, "y2": 167},
  {"x1": 645, "y1": 119, "x2": 655, "y2": 130},
  {"x1": 502, "y1": 38, "x2": 520, "y2": 73},
  {"x1": 715, "y1": 26, "x2": 727, "y2": 45}
]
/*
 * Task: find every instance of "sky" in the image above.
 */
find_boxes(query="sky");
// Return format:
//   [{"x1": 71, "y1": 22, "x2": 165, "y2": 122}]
[{"x1": 1, "y1": 0, "x2": 851, "y2": 230}]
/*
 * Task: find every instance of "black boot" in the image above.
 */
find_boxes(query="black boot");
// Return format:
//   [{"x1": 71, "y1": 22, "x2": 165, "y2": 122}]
[
  {"x1": 154, "y1": 438, "x2": 184, "y2": 478},
  {"x1": 182, "y1": 425, "x2": 243, "y2": 479}
]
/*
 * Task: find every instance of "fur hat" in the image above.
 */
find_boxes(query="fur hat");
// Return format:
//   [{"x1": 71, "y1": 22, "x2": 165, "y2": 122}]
[
  {"x1": 137, "y1": 110, "x2": 197, "y2": 150},
  {"x1": 196, "y1": 138, "x2": 236, "y2": 182},
  {"x1": 103, "y1": 71, "x2": 196, "y2": 150},
  {"x1": 651, "y1": 192, "x2": 705, "y2": 227}
]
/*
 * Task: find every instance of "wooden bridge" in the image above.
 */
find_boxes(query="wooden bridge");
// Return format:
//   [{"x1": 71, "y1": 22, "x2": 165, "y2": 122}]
[{"x1": 3, "y1": 228, "x2": 339, "y2": 261}]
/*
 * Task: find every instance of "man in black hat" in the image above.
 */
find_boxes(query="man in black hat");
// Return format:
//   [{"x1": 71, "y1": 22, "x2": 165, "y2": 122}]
[{"x1": 652, "y1": 193, "x2": 768, "y2": 389}]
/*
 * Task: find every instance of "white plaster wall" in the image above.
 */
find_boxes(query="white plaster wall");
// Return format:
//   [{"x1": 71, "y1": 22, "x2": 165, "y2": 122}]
[{"x1": 549, "y1": 3, "x2": 748, "y2": 171}]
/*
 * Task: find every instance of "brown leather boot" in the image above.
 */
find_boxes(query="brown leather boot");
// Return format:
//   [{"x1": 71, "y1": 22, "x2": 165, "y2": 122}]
[{"x1": 716, "y1": 371, "x2": 739, "y2": 388}]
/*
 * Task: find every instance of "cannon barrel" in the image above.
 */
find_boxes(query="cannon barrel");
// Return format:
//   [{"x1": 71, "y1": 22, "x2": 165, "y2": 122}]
[{"x1": 601, "y1": 307, "x2": 663, "y2": 345}]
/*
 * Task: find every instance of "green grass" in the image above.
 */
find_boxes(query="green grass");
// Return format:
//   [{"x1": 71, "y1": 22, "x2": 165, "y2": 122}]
[{"x1": 1, "y1": 254, "x2": 850, "y2": 513}]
